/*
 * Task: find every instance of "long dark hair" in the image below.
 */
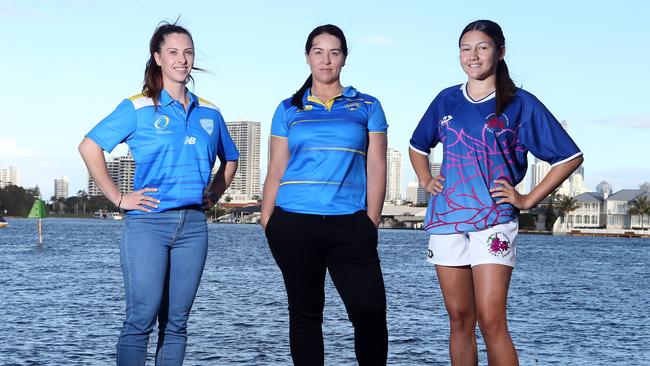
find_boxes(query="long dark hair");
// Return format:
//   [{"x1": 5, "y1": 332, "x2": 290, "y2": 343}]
[
  {"x1": 143, "y1": 21, "x2": 200, "y2": 106},
  {"x1": 290, "y1": 24, "x2": 349, "y2": 109},
  {"x1": 459, "y1": 20, "x2": 516, "y2": 115}
]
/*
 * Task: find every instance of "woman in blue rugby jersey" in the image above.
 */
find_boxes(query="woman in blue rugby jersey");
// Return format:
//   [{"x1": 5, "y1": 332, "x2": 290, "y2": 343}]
[
  {"x1": 262, "y1": 24, "x2": 388, "y2": 365},
  {"x1": 409, "y1": 20, "x2": 583, "y2": 365},
  {"x1": 79, "y1": 21, "x2": 238, "y2": 365}
]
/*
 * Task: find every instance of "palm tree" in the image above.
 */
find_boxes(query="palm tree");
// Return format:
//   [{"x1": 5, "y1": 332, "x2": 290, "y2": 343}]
[
  {"x1": 628, "y1": 195, "x2": 650, "y2": 230},
  {"x1": 556, "y1": 195, "x2": 579, "y2": 228}
]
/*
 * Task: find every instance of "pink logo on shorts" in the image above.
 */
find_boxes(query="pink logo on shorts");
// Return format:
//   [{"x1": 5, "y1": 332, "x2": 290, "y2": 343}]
[{"x1": 487, "y1": 232, "x2": 511, "y2": 257}]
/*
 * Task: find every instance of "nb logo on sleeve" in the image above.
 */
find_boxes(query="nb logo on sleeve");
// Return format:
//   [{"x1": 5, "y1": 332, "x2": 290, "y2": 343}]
[{"x1": 184, "y1": 136, "x2": 197, "y2": 145}]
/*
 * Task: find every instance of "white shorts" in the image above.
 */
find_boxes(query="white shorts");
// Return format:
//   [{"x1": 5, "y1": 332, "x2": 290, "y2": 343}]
[{"x1": 426, "y1": 220, "x2": 518, "y2": 267}]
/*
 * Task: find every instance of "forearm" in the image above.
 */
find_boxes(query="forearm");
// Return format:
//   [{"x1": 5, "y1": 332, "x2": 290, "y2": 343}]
[
  {"x1": 208, "y1": 160, "x2": 238, "y2": 197},
  {"x1": 526, "y1": 155, "x2": 584, "y2": 207},
  {"x1": 261, "y1": 175, "x2": 281, "y2": 220},
  {"x1": 366, "y1": 166, "x2": 386, "y2": 222},
  {"x1": 78, "y1": 137, "x2": 120, "y2": 205},
  {"x1": 409, "y1": 148, "x2": 433, "y2": 187}
]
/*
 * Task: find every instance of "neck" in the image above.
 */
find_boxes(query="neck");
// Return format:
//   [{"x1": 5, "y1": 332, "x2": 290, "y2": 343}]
[
  {"x1": 466, "y1": 76, "x2": 496, "y2": 100},
  {"x1": 311, "y1": 80, "x2": 343, "y2": 101},
  {"x1": 164, "y1": 83, "x2": 188, "y2": 103}
]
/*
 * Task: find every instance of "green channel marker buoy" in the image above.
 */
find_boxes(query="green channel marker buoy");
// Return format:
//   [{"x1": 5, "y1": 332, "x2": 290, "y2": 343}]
[{"x1": 27, "y1": 199, "x2": 46, "y2": 244}]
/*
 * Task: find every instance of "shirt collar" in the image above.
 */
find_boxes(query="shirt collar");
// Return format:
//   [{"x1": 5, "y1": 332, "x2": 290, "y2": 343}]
[
  {"x1": 159, "y1": 88, "x2": 197, "y2": 107},
  {"x1": 303, "y1": 85, "x2": 358, "y2": 102}
]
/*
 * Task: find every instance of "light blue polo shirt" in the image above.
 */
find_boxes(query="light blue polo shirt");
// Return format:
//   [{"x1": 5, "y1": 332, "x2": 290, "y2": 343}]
[
  {"x1": 87, "y1": 89, "x2": 239, "y2": 214},
  {"x1": 271, "y1": 86, "x2": 388, "y2": 215},
  {"x1": 410, "y1": 83, "x2": 582, "y2": 234}
]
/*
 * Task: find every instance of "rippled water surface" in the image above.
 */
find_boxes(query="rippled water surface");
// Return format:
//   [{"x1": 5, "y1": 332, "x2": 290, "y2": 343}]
[{"x1": 1, "y1": 218, "x2": 649, "y2": 365}]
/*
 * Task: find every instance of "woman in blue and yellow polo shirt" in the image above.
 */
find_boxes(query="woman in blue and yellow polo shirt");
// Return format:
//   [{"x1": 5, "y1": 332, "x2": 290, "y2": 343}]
[
  {"x1": 79, "y1": 22, "x2": 238, "y2": 365},
  {"x1": 261, "y1": 24, "x2": 388, "y2": 365}
]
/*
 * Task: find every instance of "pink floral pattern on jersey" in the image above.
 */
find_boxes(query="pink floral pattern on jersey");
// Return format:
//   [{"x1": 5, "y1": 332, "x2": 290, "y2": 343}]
[{"x1": 424, "y1": 113, "x2": 525, "y2": 232}]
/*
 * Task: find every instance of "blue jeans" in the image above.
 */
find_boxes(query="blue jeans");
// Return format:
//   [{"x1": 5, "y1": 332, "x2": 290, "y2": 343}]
[{"x1": 116, "y1": 207, "x2": 208, "y2": 366}]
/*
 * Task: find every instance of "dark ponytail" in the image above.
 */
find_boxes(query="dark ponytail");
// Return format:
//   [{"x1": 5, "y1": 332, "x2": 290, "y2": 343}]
[
  {"x1": 143, "y1": 20, "x2": 198, "y2": 106},
  {"x1": 460, "y1": 20, "x2": 516, "y2": 115},
  {"x1": 290, "y1": 24, "x2": 348, "y2": 109},
  {"x1": 291, "y1": 75, "x2": 313, "y2": 109}
]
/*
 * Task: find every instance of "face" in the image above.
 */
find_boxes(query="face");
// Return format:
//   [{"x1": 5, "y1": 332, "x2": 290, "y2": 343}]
[
  {"x1": 459, "y1": 30, "x2": 504, "y2": 81},
  {"x1": 305, "y1": 33, "x2": 346, "y2": 85},
  {"x1": 154, "y1": 32, "x2": 194, "y2": 86}
]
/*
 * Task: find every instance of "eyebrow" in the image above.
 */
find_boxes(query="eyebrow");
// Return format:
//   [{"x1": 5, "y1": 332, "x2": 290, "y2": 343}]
[
  {"x1": 459, "y1": 41, "x2": 492, "y2": 47},
  {"x1": 163, "y1": 47, "x2": 194, "y2": 51},
  {"x1": 311, "y1": 47, "x2": 342, "y2": 52}
]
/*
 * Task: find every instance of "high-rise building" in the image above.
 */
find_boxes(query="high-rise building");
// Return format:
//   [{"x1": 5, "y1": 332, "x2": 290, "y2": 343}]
[
  {"x1": 406, "y1": 181, "x2": 419, "y2": 204},
  {"x1": 54, "y1": 176, "x2": 69, "y2": 199},
  {"x1": 530, "y1": 157, "x2": 551, "y2": 193},
  {"x1": 87, "y1": 151, "x2": 135, "y2": 196},
  {"x1": 223, "y1": 121, "x2": 261, "y2": 200},
  {"x1": 0, "y1": 166, "x2": 20, "y2": 188},
  {"x1": 386, "y1": 148, "x2": 402, "y2": 202}
]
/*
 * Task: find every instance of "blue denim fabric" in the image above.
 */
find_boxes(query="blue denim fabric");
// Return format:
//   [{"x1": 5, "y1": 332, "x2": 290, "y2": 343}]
[{"x1": 116, "y1": 208, "x2": 208, "y2": 366}]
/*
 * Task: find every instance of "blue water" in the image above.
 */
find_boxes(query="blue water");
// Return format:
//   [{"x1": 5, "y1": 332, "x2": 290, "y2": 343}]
[{"x1": 1, "y1": 218, "x2": 649, "y2": 365}]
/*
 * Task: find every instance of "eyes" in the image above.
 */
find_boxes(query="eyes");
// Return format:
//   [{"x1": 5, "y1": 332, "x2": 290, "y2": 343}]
[
  {"x1": 167, "y1": 49, "x2": 194, "y2": 57},
  {"x1": 460, "y1": 44, "x2": 493, "y2": 54},
  {"x1": 310, "y1": 49, "x2": 343, "y2": 57}
]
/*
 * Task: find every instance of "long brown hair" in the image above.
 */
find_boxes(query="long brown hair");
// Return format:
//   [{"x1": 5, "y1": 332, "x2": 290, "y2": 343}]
[
  {"x1": 143, "y1": 21, "x2": 200, "y2": 106},
  {"x1": 459, "y1": 20, "x2": 517, "y2": 115},
  {"x1": 291, "y1": 24, "x2": 349, "y2": 109}
]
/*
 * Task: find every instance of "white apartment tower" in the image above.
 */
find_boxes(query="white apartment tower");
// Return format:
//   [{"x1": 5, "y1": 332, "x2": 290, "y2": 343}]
[
  {"x1": 87, "y1": 151, "x2": 135, "y2": 196},
  {"x1": 54, "y1": 176, "x2": 69, "y2": 199},
  {"x1": 224, "y1": 121, "x2": 261, "y2": 200},
  {"x1": 386, "y1": 148, "x2": 402, "y2": 202},
  {"x1": 0, "y1": 166, "x2": 20, "y2": 188}
]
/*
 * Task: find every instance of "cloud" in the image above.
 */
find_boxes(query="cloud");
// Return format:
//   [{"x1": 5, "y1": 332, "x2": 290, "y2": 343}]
[
  {"x1": 0, "y1": 138, "x2": 46, "y2": 158},
  {"x1": 593, "y1": 115, "x2": 650, "y2": 129},
  {"x1": 0, "y1": 2, "x2": 41, "y2": 19},
  {"x1": 360, "y1": 35, "x2": 394, "y2": 46}
]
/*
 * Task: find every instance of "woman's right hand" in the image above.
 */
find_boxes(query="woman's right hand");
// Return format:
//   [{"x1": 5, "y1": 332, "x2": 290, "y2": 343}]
[
  {"x1": 260, "y1": 214, "x2": 270, "y2": 230},
  {"x1": 118, "y1": 188, "x2": 160, "y2": 212},
  {"x1": 424, "y1": 175, "x2": 445, "y2": 194}
]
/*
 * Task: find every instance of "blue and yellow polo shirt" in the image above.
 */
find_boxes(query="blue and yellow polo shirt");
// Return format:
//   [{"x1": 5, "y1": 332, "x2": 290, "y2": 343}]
[
  {"x1": 87, "y1": 89, "x2": 239, "y2": 214},
  {"x1": 271, "y1": 86, "x2": 388, "y2": 215}
]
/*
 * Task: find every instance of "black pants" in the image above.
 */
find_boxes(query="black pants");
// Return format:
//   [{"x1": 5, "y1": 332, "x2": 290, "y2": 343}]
[{"x1": 265, "y1": 207, "x2": 388, "y2": 365}]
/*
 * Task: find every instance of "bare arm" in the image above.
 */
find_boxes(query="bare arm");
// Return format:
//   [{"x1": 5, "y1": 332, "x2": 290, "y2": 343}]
[
  {"x1": 408, "y1": 148, "x2": 444, "y2": 194},
  {"x1": 366, "y1": 133, "x2": 387, "y2": 227},
  {"x1": 260, "y1": 137, "x2": 290, "y2": 229},
  {"x1": 491, "y1": 155, "x2": 584, "y2": 209},
  {"x1": 203, "y1": 159, "x2": 238, "y2": 209},
  {"x1": 78, "y1": 137, "x2": 158, "y2": 211}
]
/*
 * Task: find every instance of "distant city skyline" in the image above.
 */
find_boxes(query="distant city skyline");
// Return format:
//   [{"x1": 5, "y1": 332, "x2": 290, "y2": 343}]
[{"x1": 2, "y1": 1, "x2": 649, "y2": 199}]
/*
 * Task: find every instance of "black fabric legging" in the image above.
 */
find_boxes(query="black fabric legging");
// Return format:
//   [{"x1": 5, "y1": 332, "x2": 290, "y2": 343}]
[{"x1": 265, "y1": 207, "x2": 388, "y2": 365}]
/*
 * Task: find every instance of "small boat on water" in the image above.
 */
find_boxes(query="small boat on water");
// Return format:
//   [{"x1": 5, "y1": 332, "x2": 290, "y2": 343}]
[
  {"x1": 93, "y1": 210, "x2": 124, "y2": 220},
  {"x1": 0, "y1": 216, "x2": 8, "y2": 228}
]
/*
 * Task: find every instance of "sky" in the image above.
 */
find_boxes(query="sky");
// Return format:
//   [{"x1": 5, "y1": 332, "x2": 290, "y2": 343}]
[{"x1": 1, "y1": 0, "x2": 649, "y2": 200}]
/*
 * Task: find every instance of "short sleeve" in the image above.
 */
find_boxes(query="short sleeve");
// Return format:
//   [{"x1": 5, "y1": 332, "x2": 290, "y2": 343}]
[
  {"x1": 409, "y1": 96, "x2": 441, "y2": 156},
  {"x1": 270, "y1": 102, "x2": 289, "y2": 138},
  {"x1": 519, "y1": 96, "x2": 582, "y2": 167},
  {"x1": 216, "y1": 115, "x2": 239, "y2": 161},
  {"x1": 367, "y1": 100, "x2": 388, "y2": 133},
  {"x1": 86, "y1": 99, "x2": 137, "y2": 153}
]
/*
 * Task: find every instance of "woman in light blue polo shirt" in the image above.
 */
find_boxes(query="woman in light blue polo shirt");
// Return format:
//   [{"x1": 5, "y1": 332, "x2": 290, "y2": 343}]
[
  {"x1": 261, "y1": 24, "x2": 388, "y2": 365},
  {"x1": 78, "y1": 21, "x2": 238, "y2": 365}
]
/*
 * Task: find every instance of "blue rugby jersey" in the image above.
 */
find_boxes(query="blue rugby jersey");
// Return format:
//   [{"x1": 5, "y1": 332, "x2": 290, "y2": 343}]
[
  {"x1": 271, "y1": 86, "x2": 388, "y2": 215},
  {"x1": 410, "y1": 83, "x2": 582, "y2": 234},
  {"x1": 87, "y1": 89, "x2": 239, "y2": 214}
]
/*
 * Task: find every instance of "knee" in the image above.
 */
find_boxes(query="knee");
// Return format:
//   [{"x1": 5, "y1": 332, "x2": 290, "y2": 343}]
[
  {"x1": 447, "y1": 306, "x2": 476, "y2": 332},
  {"x1": 477, "y1": 309, "x2": 508, "y2": 338},
  {"x1": 348, "y1": 301, "x2": 386, "y2": 328},
  {"x1": 289, "y1": 309, "x2": 323, "y2": 328}
]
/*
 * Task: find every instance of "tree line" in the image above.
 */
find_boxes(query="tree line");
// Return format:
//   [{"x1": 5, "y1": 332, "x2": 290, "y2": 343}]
[{"x1": 0, "y1": 185, "x2": 116, "y2": 217}]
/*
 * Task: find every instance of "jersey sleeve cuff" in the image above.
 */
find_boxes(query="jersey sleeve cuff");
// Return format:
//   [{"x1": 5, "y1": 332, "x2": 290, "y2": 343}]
[
  {"x1": 550, "y1": 151, "x2": 583, "y2": 167},
  {"x1": 409, "y1": 144, "x2": 429, "y2": 156}
]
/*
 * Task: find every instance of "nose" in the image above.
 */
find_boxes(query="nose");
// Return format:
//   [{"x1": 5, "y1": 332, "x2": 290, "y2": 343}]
[
  {"x1": 324, "y1": 52, "x2": 331, "y2": 64},
  {"x1": 470, "y1": 47, "x2": 479, "y2": 60}
]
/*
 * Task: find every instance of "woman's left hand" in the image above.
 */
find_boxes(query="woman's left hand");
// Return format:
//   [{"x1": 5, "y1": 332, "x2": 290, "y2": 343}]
[
  {"x1": 202, "y1": 192, "x2": 218, "y2": 210},
  {"x1": 490, "y1": 179, "x2": 531, "y2": 209}
]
